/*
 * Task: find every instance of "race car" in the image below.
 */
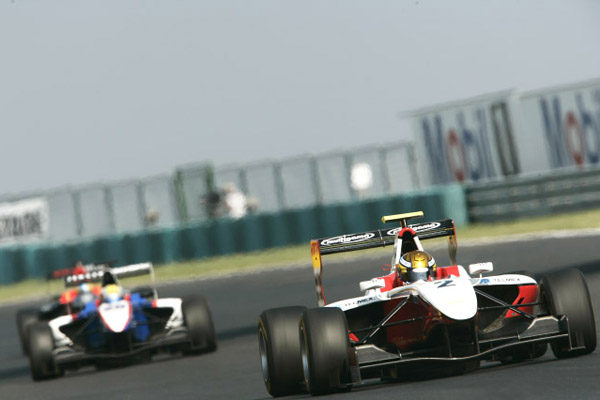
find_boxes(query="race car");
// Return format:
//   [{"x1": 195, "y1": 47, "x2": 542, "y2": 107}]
[
  {"x1": 16, "y1": 262, "x2": 106, "y2": 356},
  {"x1": 258, "y1": 211, "x2": 597, "y2": 396},
  {"x1": 26, "y1": 262, "x2": 217, "y2": 380}
]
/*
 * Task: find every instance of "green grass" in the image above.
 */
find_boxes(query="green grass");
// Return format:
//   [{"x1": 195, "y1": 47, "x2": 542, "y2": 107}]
[{"x1": 3, "y1": 207, "x2": 600, "y2": 304}]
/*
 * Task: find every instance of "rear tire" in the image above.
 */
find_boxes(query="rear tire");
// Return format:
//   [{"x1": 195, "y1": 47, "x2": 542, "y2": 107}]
[
  {"x1": 182, "y1": 296, "x2": 217, "y2": 354},
  {"x1": 16, "y1": 308, "x2": 39, "y2": 355},
  {"x1": 541, "y1": 268, "x2": 596, "y2": 358},
  {"x1": 258, "y1": 306, "x2": 306, "y2": 397},
  {"x1": 300, "y1": 307, "x2": 352, "y2": 395},
  {"x1": 28, "y1": 322, "x2": 61, "y2": 380}
]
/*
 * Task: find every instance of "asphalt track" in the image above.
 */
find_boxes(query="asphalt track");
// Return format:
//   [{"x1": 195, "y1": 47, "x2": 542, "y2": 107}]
[{"x1": 2, "y1": 233, "x2": 600, "y2": 400}]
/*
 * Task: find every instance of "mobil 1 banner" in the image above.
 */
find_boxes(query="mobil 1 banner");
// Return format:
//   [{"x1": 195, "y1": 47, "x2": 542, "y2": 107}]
[
  {"x1": 517, "y1": 79, "x2": 600, "y2": 173},
  {"x1": 411, "y1": 91, "x2": 520, "y2": 186},
  {"x1": 0, "y1": 197, "x2": 49, "y2": 242}
]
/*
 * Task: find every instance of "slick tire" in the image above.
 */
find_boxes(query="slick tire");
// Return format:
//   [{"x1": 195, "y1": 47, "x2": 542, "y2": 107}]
[
  {"x1": 300, "y1": 307, "x2": 352, "y2": 396},
  {"x1": 541, "y1": 268, "x2": 597, "y2": 358},
  {"x1": 16, "y1": 308, "x2": 39, "y2": 356},
  {"x1": 28, "y1": 322, "x2": 62, "y2": 380},
  {"x1": 182, "y1": 295, "x2": 217, "y2": 354},
  {"x1": 258, "y1": 306, "x2": 307, "y2": 397}
]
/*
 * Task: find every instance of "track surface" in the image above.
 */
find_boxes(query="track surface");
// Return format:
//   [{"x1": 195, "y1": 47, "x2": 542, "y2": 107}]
[{"x1": 2, "y1": 234, "x2": 600, "y2": 399}]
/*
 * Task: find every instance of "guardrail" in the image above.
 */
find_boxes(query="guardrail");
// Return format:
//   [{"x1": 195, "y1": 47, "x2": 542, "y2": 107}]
[{"x1": 465, "y1": 167, "x2": 600, "y2": 222}]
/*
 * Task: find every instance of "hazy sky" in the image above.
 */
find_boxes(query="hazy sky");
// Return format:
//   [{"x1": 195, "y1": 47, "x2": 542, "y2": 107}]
[{"x1": 1, "y1": 0, "x2": 599, "y2": 195}]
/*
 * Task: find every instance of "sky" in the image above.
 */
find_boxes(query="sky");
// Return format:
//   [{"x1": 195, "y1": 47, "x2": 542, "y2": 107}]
[{"x1": 1, "y1": 0, "x2": 599, "y2": 195}]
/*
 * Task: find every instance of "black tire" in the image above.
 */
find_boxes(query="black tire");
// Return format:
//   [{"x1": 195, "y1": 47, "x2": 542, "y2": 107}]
[
  {"x1": 182, "y1": 295, "x2": 217, "y2": 353},
  {"x1": 258, "y1": 306, "x2": 306, "y2": 397},
  {"x1": 300, "y1": 307, "x2": 352, "y2": 395},
  {"x1": 28, "y1": 322, "x2": 61, "y2": 380},
  {"x1": 16, "y1": 308, "x2": 39, "y2": 355},
  {"x1": 541, "y1": 268, "x2": 597, "y2": 358}
]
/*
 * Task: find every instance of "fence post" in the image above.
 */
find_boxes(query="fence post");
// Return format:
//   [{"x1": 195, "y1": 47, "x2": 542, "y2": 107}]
[
  {"x1": 72, "y1": 189, "x2": 84, "y2": 237},
  {"x1": 104, "y1": 185, "x2": 117, "y2": 233},
  {"x1": 273, "y1": 162, "x2": 286, "y2": 211},
  {"x1": 136, "y1": 182, "x2": 148, "y2": 228},
  {"x1": 173, "y1": 169, "x2": 189, "y2": 224},
  {"x1": 310, "y1": 156, "x2": 322, "y2": 205}
]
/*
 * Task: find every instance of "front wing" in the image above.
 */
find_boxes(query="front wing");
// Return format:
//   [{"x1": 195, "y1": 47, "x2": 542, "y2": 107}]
[{"x1": 356, "y1": 315, "x2": 566, "y2": 367}]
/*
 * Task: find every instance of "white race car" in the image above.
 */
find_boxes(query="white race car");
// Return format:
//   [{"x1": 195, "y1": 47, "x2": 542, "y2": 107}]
[
  {"x1": 258, "y1": 211, "x2": 597, "y2": 396},
  {"x1": 27, "y1": 262, "x2": 217, "y2": 380}
]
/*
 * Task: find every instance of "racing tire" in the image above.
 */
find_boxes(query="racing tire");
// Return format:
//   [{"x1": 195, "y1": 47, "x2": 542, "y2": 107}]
[
  {"x1": 182, "y1": 295, "x2": 217, "y2": 354},
  {"x1": 300, "y1": 307, "x2": 352, "y2": 396},
  {"x1": 28, "y1": 322, "x2": 62, "y2": 380},
  {"x1": 258, "y1": 306, "x2": 307, "y2": 397},
  {"x1": 541, "y1": 268, "x2": 597, "y2": 358},
  {"x1": 16, "y1": 308, "x2": 39, "y2": 355}
]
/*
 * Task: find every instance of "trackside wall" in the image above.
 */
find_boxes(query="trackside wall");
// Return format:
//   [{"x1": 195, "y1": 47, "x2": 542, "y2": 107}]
[{"x1": 0, "y1": 184, "x2": 466, "y2": 285}]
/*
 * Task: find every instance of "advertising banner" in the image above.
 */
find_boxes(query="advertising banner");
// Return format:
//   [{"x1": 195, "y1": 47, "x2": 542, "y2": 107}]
[
  {"x1": 410, "y1": 91, "x2": 521, "y2": 186},
  {"x1": 0, "y1": 197, "x2": 49, "y2": 243},
  {"x1": 517, "y1": 79, "x2": 600, "y2": 173}
]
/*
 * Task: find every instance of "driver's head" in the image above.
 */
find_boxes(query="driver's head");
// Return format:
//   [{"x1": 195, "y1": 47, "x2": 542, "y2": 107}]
[
  {"x1": 398, "y1": 250, "x2": 436, "y2": 282},
  {"x1": 102, "y1": 284, "x2": 123, "y2": 303}
]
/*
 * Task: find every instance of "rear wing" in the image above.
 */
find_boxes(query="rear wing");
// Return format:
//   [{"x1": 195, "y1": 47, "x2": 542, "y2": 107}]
[
  {"x1": 63, "y1": 262, "x2": 155, "y2": 287},
  {"x1": 314, "y1": 219, "x2": 456, "y2": 255},
  {"x1": 310, "y1": 212, "x2": 457, "y2": 306},
  {"x1": 48, "y1": 263, "x2": 108, "y2": 281}
]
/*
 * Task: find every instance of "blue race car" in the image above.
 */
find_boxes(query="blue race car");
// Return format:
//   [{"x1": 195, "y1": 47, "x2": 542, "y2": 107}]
[{"x1": 26, "y1": 262, "x2": 217, "y2": 380}]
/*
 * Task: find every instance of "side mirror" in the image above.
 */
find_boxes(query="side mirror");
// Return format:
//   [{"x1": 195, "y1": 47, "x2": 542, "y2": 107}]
[
  {"x1": 469, "y1": 262, "x2": 494, "y2": 277},
  {"x1": 359, "y1": 278, "x2": 385, "y2": 292}
]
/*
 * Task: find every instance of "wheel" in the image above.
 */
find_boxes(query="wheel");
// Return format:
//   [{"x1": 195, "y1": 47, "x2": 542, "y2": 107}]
[
  {"x1": 16, "y1": 308, "x2": 39, "y2": 355},
  {"x1": 258, "y1": 306, "x2": 306, "y2": 397},
  {"x1": 300, "y1": 307, "x2": 352, "y2": 395},
  {"x1": 541, "y1": 268, "x2": 597, "y2": 358},
  {"x1": 28, "y1": 322, "x2": 62, "y2": 380},
  {"x1": 182, "y1": 295, "x2": 217, "y2": 353}
]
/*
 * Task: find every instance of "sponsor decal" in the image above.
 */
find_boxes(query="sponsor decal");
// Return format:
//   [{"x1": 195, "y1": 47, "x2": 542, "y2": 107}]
[
  {"x1": 0, "y1": 197, "x2": 49, "y2": 242},
  {"x1": 356, "y1": 296, "x2": 378, "y2": 305},
  {"x1": 412, "y1": 222, "x2": 441, "y2": 232},
  {"x1": 386, "y1": 222, "x2": 441, "y2": 236},
  {"x1": 65, "y1": 270, "x2": 105, "y2": 285},
  {"x1": 419, "y1": 107, "x2": 498, "y2": 184},
  {"x1": 539, "y1": 88, "x2": 600, "y2": 168},
  {"x1": 321, "y1": 232, "x2": 375, "y2": 246}
]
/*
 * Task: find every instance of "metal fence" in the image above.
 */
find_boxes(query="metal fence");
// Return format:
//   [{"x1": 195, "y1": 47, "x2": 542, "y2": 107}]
[
  {"x1": 178, "y1": 141, "x2": 418, "y2": 219},
  {"x1": 465, "y1": 166, "x2": 600, "y2": 222},
  {"x1": 0, "y1": 141, "x2": 417, "y2": 245}
]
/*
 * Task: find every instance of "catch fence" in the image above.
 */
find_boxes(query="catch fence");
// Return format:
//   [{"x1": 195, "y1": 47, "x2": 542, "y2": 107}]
[{"x1": 0, "y1": 141, "x2": 417, "y2": 244}]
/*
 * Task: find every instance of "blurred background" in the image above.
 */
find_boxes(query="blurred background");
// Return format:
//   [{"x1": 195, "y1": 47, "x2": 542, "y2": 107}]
[{"x1": 0, "y1": 0, "x2": 599, "y2": 283}]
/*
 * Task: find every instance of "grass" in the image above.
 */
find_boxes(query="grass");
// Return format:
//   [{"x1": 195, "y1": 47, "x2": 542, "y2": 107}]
[{"x1": 3, "y1": 207, "x2": 600, "y2": 304}]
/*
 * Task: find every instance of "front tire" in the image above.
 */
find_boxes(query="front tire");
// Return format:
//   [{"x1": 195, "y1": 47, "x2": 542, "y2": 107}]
[
  {"x1": 300, "y1": 307, "x2": 352, "y2": 395},
  {"x1": 182, "y1": 295, "x2": 217, "y2": 353},
  {"x1": 541, "y1": 268, "x2": 596, "y2": 358},
  {"x1": 28, "y1": 322, "x2": 61, "y2": 380},
  {"x1": 258, "y1": 306, "x2": 306, "y2": 397},
  {"x1": 16, "y1": 308, "x2": 39, "y2": 355}
]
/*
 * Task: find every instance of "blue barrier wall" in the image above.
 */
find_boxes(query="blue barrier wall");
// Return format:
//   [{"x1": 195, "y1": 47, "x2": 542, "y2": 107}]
[{"x1": 0, "y1": 184, "x2": 466, "y2": 285}]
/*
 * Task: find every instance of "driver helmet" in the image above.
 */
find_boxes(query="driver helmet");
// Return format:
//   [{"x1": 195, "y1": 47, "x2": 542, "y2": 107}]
[
  {"x1": 102, "y1": 284, "x2": 123, "y2": 303},
  {"x1": 398, "y1": 250, "x2": 436, "y2": 282}
]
